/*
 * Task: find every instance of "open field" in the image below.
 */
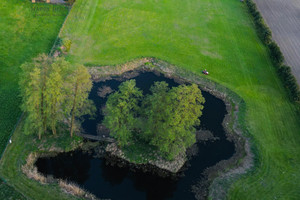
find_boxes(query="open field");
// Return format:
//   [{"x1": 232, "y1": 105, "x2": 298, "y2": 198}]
[
  {"x1": 253, "y1": 0, "x2": 300, "y2": 85},
  {"x1": 0, "y1": 0, "x2": 68, "y2": 197},
  {"x1": 1, "y1": 0, "x2": 300, "y2": 199},
  {"x1": 58, "y1": 0, "x2": 300, "y2": 199}
]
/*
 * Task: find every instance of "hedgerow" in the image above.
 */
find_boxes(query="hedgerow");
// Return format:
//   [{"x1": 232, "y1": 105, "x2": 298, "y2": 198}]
[{"x1": 245, "y1": 0, "x2": 300, "y2": 102}]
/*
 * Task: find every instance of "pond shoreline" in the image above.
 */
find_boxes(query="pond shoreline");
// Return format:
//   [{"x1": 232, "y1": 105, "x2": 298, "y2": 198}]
[
  {"x1": 87, "y1": 58, "x2": 254, "y2": 200},
  {"x1": 24, "y1": 58, "x2": 253, "y2": 200}
]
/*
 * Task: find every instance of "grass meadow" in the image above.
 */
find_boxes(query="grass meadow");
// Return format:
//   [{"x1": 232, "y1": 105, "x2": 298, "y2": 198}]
[
  {"x1": 58, "y1": 0, "x2": 300, "y2": 199},
  {"x1": 0, "y1": 0, "x2": 68, "y2": 197},
  {"x1": 1, "y1": 0, "x2": 300, "y2": 199},
  {"x1": 0, "y1": 119, "x2": 82, "y2": 200}
]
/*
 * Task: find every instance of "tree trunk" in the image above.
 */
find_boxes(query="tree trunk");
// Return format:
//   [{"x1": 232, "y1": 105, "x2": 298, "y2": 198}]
[
  {"x1": 70, "y1": 110, "x2": 75, "y2": 137},
  {"x1": 52, "y1": 122, "x2": 56, "y2": 135},
  {"x1": 41, "y1": 72, "x2": 47, "y2": 136}
]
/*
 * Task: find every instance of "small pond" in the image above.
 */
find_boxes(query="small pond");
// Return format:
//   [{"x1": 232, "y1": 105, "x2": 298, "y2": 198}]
[{"x1": 36, "y1": 71, "x2": 235, "y2": 200}]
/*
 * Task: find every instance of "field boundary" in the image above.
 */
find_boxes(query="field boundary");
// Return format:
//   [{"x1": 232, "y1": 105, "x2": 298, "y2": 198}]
[
  {"x1": 244, "y1": 0, "x2": 300, "y2": 102},
  {"x1": 252, "y1": 0, "x2": 300, "y2": 86},
  {"x1": 49, "y1": 4, "x2": 72, "y2": 55},
  {"x1": 0, "y1": 3, "x2": 73, "y2": 199}
]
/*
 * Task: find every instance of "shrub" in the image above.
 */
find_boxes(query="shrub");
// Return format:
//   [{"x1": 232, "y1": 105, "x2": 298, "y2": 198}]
[
  {"x1": 246, "y1": 0, "x2": 272, "y2": 44},
  {"x1": 268, "y1": 41, "x2": 284, "y2": 65},
  {"x1": 278, "y1": 65, "x2": 300, "y2": 101},
  {"x1": 62, "y1": 39, "x2": 72, "y2": 52}
]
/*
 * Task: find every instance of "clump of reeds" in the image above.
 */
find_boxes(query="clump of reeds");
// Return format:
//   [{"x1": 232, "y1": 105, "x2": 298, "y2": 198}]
[
  {"x1": 59, "y1": 180, "x2": 98, "y2": 200},
  {"x1": 22, "y1": 152, "x2": 47, "y2": 184}
]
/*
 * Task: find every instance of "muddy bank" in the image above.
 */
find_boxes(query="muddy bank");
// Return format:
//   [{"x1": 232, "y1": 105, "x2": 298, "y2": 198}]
[{"x1": 106, "y1": 143, "x2": 187, "y2": 174}]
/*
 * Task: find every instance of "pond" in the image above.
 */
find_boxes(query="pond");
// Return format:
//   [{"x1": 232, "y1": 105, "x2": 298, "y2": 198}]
[{"x1": 35, "y1": 71, "x2": 235, "y2": 200}]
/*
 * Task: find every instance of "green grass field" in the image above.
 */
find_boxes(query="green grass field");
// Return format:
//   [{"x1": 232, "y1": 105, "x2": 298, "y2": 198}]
[
  {"x1": 0, "y1": 119, "x2": 82, "y2": 200},
  {"x1": 1, "y1": 0, "x2": 300, "y2": 199},
  {"x1": 0, "y1": 0, "x2": 68, "y2": 197},
  {"x1": 0, "y1": 0, "x2": 68, "y2": 154},
  {"x1": 58, "y1": 0, "x2": 300, "y2": 199}
]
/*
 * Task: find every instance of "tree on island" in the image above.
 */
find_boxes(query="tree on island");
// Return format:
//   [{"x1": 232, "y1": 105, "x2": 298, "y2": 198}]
[
  {"x1": 103, "y1": 80, "x2": 205, "y2": 160},
  {"x1": 103, "y1": 80, "x2": 143, "y2": 147},
  {"x1": 19, "y1": 54, "x2": 95, "y2": 139},
  {"x1": 143, "y1": 82, "x2": 205, "y2": 160}
]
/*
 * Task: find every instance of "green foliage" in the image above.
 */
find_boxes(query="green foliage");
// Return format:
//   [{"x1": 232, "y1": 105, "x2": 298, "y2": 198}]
[
  {"x1": 141, "y1": 81, "x2": 171, "y2": 142},
  {"x1": 103, "y1": 80, "x2": 143, "y2": 147},
  {"x1": 278, "y1": 65, "x2": 300, "y2": 101},
  {"x1": 66, "y1": 65, "x2": 96, "y2": 137},
  {"x1": 268, "y1": 41, "x2": 284, "y2": 65},
  {"x1": 62, "y1": 39, "x2": 72, "y2": 52},
  {"x1": 19, "y1": 55, "x2": 95, "y2": 138},
  {"x1": 60, "y1": 0, "x2": 300, "y2": 198},
  {"x1": 104, "y1": 81, "x2": 204, "y2": 160},
  {"x1": 20, "y1": 54, "x2": 53, "y2": 138},
  {"x1": 0, "y1": 0, "x2": 69, "y2": 198},
  {"x1": 142, "y1": 82, "x2": 205, "y2": 159},
  {"x1": 245, "y1": 0, "x2": 272, "y2": 45},
  {"x1": 245, "y1": 0, "x2": 300, "y2": 102}
]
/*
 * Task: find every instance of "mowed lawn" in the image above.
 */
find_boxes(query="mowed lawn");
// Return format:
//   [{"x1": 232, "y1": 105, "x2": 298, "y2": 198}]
[
  {"x1": 60, "y1": 0, "x2": 300, "y2": 199},
  {"x1": 0, "y1": 0, "x2": 68, "y2": 152},
  {"x1": 0, "y1": 0, "x2": 68, "y2": 198}
]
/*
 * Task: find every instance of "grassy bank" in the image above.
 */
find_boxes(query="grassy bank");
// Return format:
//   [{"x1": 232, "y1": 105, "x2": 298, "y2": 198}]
[
  {"x1": 0, "y1": 118, "x2": 83, "y2": 200},
  {"x1": 0, "y1": 0, "x2": 68, "y2": 197},
  {"x1": 59, "y1": 0, "x2": 300, "y2": 199}
]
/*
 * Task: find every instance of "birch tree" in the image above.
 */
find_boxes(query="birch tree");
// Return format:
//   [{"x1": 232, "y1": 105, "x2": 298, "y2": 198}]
[
  {"x1": 20, "y1": 55, "x2": 95, "y2": 139},
  {"x1": 44, "y1": 61, "x2": 64, "y2": 135},
  {"x1": 66, "y1": 65, "x2": 95, "y2": 137},
  {"x1": 19, "y1": 54, "x2": 51, "y2": 139}
]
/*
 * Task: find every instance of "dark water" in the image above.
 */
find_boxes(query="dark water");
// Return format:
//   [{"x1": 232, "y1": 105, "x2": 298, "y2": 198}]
[{"x1": 36, "y1": 71, "x2": 235, "y2": 200}]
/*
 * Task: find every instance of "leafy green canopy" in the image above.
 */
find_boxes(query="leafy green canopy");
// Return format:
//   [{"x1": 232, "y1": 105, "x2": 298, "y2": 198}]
[
  {"x1": 19, "y1": 54, "x2": 95, "y2": 139},
  {"x1": 103, "y1": 80, "x2": 143, "y2": 147},
  {"x1": 104, "y1": 80, "x2": 205, "y2": 160}
]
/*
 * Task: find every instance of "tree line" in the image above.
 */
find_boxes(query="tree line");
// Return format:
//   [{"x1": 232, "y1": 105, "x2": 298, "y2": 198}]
[
  {"x1": 19, "y1": 54, "x2": 95, "y2": 139},
  {"x1": 245, "y1": 0, "x2": 300, "y2": 102},
  {"x1": 103, "y1": 80, "x2": 205, "y2": 160}
]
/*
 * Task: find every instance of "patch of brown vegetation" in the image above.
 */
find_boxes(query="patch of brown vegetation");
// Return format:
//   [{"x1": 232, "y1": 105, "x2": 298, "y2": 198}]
[
  {"x1": 59, "y1": 180, "x2": 98, "y2": 200},
  {"x1": 97, "y1": 85, "x2": 113, "y2": 98},
  {"x1": 22, "y1": 151, "x2": 100, "y2": 200},
  {"x1": 21, "y1": 153, "x2": 47, "y2": 184},
  {"x1": 88, "y1": 58, "x2": 151, "y2": 82}
]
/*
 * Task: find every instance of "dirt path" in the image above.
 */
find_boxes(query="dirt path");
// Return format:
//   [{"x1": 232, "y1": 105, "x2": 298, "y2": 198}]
[{"x1": 253, "y1": 0, "x2": 300, "y2": 85}]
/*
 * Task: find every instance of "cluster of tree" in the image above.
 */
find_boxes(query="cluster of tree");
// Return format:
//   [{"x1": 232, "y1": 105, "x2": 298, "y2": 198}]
[
  {"x1": 246, "y1": 0, "x2": 300, "y2": 102},
  {"x1": 103, "y1": 80, "x2": 205, "y2": 160},
  {"x1": 19, "y1": 54, "x2": 95, "y2": 139}
]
